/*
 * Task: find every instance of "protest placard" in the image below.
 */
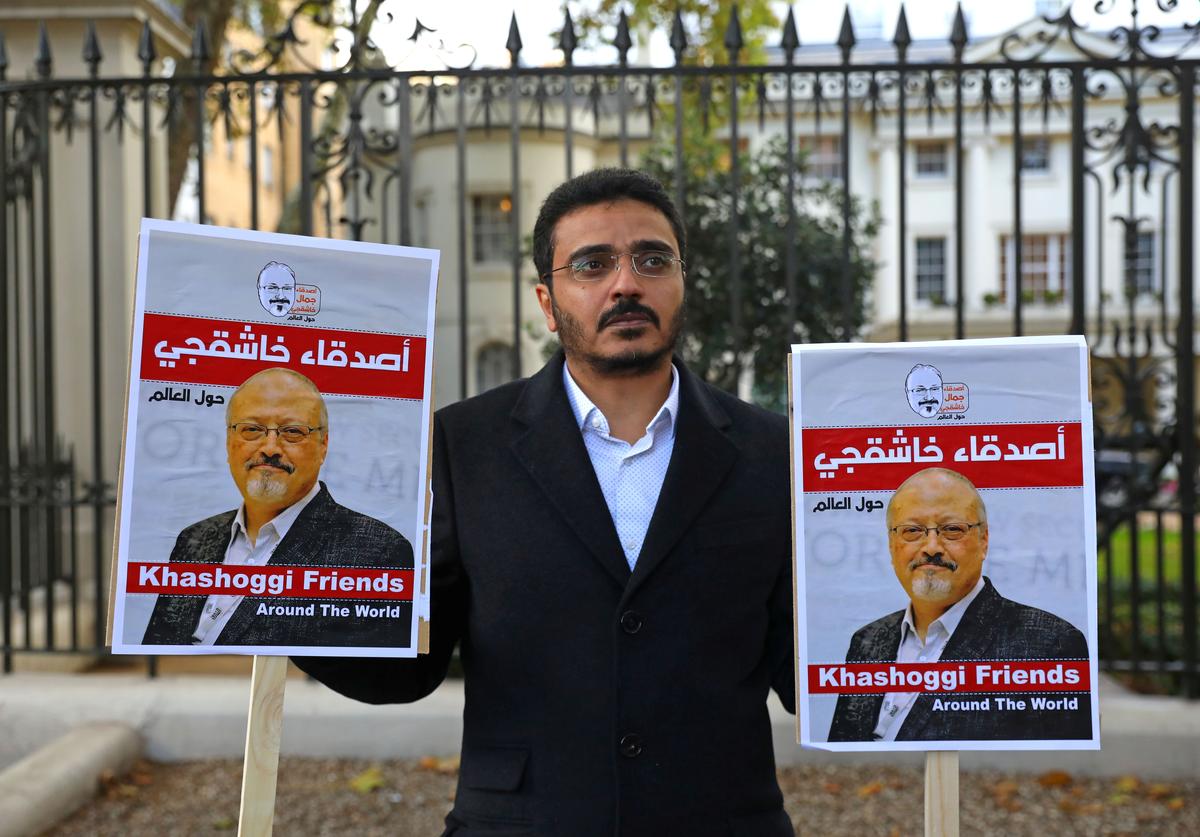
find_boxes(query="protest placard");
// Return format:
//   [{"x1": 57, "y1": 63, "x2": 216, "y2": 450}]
[
  {"x1": 791, "y1": 336, "x2": 1100, "y2": 751},
  {"x1": 110, "y1": 220, "x2": 438, "y2": 657}
]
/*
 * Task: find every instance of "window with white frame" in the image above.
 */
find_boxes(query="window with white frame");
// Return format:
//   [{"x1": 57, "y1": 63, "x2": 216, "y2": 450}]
[
  {"x1": 914, "y1": 142, "x2": 948, "y2": 178},
  {"x1": 472, "y1": 194, "x2": 514, "y2": 263},
  {"x1": 476, "y1": 343, "x2": 512, "y2": 394},
  {"x1": 1021, "y1": 137, "x2": 1051, "y2": 173},
  {"x1": 915, "y1": 237, "x2": 948, "y2": 302},
  {"x1": 798, "y1": 136, "x2": 843, "y2": 181},
  {"x1": 1128, "y1": 230, "x2": 1156, "y2": 296},
  {"x1": 998, "y1": 233, "x2": 1071, "y2": 302}
]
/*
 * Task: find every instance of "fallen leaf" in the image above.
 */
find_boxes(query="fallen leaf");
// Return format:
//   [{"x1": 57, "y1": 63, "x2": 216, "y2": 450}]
[
  {"x1": 990, "y1": 779, "x2": 1022, "y2": 812},
  {"x1": 129, "y1": 769, "x2": 154, "y2": 786},
  {"x1": 1167, "y1": 797, "x2": 1185, "y2": 811},
  {"x1": 1078, "y1": 802, "x2": 1105, "y2": 815},
  {"x1": 821, "y1": 781, "x2": 842, "y2": 795},
  {"x1": 1038, "y1": 770, "x2": 1073, "y2": 788},
  {"x1": 888, "y1": 828, "x2": 901, "y2": 837},
  {"x1": 1113, "y1": 775, "x2": 1140, "y2": 794},
  {"x1": 348, "y1": 766, "x2": 386, "y2": 795},
  {"x1": 1058, "y1": 798, "x2": 1080, "y2": 814},
  {"x1": 1147, "y1": 783, "x2": 1175, "y2": 800},
  {"x1": 212, "y1": 815, "x2": 236, "y2": 831},
  {"x1": 1108, "y1": 793, "x2": 1132, "y2": 805},
  {"x1": 856, "y1": 781, "x2": 884, "y2": 798}
]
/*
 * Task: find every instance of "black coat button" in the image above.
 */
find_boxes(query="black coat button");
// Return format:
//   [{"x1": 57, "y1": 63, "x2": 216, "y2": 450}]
[
  {"x1": 620, "y1": 610, "x2": 643, "y2": 634},
  {"x1": 619, "y1": 733, "x2": 643, "y2": 758}
]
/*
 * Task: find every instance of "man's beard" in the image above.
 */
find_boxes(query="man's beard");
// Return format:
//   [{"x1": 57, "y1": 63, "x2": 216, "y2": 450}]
[
  {"x1": 908, "y1": 555, "x2": 958, "y2": 601},
  {"x1": 911, "y1": 570, "x2": 953, "y2": 600},
  {"x1": 550, "y1": 294, "x2": 684, "y2": 376},
  {"x1": 244, "y1": 456, "x2": 294, "y2": 502}
]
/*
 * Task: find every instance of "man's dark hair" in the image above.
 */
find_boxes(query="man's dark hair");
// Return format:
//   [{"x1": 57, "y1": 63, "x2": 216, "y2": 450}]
[{"x1": 532, "y1": 167, "x2": 686, "y2": 285}]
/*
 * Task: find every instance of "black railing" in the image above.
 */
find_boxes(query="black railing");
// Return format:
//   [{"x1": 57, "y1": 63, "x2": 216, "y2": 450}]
[{"x1": 0, "y1": 1, "x2": 1195, "y2": 695}]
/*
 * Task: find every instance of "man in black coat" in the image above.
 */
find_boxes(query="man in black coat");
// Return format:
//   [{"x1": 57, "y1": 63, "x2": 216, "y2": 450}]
[
  {"x1": 827, "y1": 468, "x2": 1091, "y2": 742},
  {"x1": 295, "y1": 169, "x2": 796, "y2": 836},
  {"x1": 142, "y1": 368, "x2": 413, "y2": 647}
]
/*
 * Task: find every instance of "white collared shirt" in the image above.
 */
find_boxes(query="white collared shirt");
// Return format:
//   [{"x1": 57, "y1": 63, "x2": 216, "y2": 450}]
[
  {"x1": 872, "y1": 576, "x2": 986, "y2": 741},
  {"x1": 190, "y1": 481, "x2": 323, "y2": 645},
  {"x1": 563, "y1": 363, "x2": 680, "y2": 570}
]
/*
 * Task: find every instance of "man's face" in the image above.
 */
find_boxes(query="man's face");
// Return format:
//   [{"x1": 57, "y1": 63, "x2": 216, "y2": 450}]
[
  {"x1": 258, "y1": 271, "x2": 296, "y2": 317},
  {"x1": 887, "y1": 472, "x2": 988, "y2": 609},
  {"x1": 226, "y1": 374, "x2": 328, "y2": 512},
  {"x1": 906, "y1": 367, "x2": 944, "y2": 417},
  {"x1": 535, "y1": 199, "x2": 684, "y2": 376}
]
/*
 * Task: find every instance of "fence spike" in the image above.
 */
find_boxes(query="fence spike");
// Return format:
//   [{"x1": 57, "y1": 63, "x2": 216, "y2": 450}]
[
  {"x1": 781, "y1": 7, "x2": 800, "y2": 64},
  {"x1": 950, "y1": 2, "x2": 969, "y2": 59},
  {"x1": 669, "y1": 8, "x2": 688, "y2": 62},
  {"x1": 506, "y1": 13, "x2": 523, "y2": 65},
  {"x1": 837, "y1": 7, "x2": 856, "y2": 62},
  {"x1": 191, "y1": 17, "x2": 211, "y2": 69},
  {"x1": 559, "y1": 9, "x2": 577, "y2": 65},
  {"x1": 724, "y1": 4, "x2": 744, "y2": 62},
  {"x1": 614, "y1": 10, "x2": 632, "y2": 65},
  {"x1": 83, "y1": 21, "x2": 102, "y2": 73},
  {"x1": 893, "y1": 6, "x2": 911, "y2": 61},
  {"x1": 0, "y1": 31, "x2": 8, "y2": 81},
  {"x1": 35, "y1": 21, "x2": 53, "y2": 79},
  {"x1": 138, "y1": 20, "x2": 156, "y2": 70}
]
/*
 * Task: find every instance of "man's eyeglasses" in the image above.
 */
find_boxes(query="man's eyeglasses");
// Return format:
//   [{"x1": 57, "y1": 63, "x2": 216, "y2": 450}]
[
  {"x1": 889, "y1": 522, "x2": 983, "y2": 542},
  {"x1": 543, "y1": 250, "x2": 684, "y2": 283},
  {"x1": 228, "y1": 423, "x2": 324, "y2": 443}
]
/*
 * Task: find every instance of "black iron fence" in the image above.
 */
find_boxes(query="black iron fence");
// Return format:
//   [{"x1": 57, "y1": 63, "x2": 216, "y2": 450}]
[{"x1": 0, "y1": 1, "x2": 1195, "y2": 694}]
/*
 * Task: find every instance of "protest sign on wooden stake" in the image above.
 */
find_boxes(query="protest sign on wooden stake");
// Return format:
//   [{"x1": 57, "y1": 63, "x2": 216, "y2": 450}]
[{"x1": 109, "y1": 220, "x2": 438, "y2": 658}]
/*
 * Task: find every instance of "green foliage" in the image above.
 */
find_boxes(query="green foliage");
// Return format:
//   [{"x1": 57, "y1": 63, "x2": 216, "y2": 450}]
[
  {"x1": 641, "y1": 132, "x2": 879, "y2": 412},
  {"x1": 573, "y1": 0, "x2": 780, "y2": 65}
]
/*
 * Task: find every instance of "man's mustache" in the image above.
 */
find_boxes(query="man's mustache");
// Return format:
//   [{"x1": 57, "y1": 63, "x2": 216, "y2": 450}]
[
  {"x1": 919, "y1": 398, "x2": 939, "y2": 407},
  {"x1": 908, "y1": 554, "x2": 958, "y2": 572},
  {"x1": 246, "y1": 454, "x2": 295, "y2": 474},
  {"x1": 269, "y1": 296, "x2": 291, "y2": 305},
  {"x1": 598, "y1": 298, "x2": 660, "y2": 330}
]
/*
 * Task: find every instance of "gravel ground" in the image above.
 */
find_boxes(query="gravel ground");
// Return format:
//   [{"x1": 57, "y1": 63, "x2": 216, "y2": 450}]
[{"x1": 48, "y1": 758, "x2": 1196, "y2": 836}]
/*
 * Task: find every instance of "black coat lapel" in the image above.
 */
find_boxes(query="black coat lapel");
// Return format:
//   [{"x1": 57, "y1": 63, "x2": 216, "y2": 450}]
[
  {"x1": 898, "y1": 579, "x2": 999, "y2": 740},
  {"x1": 509, "y1": 353, "x2": 631, "y2": 587},
  {"x1": 625, "y1": 362, "x2": 737, "y2": 596},
  {"x1": 217, "y1": 484, "x2": 338, "y2": 644}
]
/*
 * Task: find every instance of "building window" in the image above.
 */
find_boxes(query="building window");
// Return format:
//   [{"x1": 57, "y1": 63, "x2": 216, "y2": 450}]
[
  {"x1": 1127, "y1": 230, "x2": 1156, "y2": 296},
  {"x1": 998, "y1": 233, "x2": 1071, "y2": 302},
  {"x1": 262, "y1": 146, "x2": 274, "y2": 190},
  {"x1": 476, "y1": 343, "x2": 512, "y2": 394},
  {"x1": 1021, "y1": 137, "x2": 1051, "y2": 173},
  {"x1": 915, "y1": 237, "x2": 947, "y2": 302},
  {"x1": 798, "y1": 136, "x2": 843, "y2": 181},
  {"x1": 472, "y1": 194, "x2": 513, "y2": 263},
  {"x1": 914, "y1": 142, "x2": 948, "y2": 178}
]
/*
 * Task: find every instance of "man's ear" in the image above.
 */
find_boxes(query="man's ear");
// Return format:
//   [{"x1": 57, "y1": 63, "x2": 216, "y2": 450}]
[{"x1": 535, "y1": 282, "x2": 558, "y2": 333}]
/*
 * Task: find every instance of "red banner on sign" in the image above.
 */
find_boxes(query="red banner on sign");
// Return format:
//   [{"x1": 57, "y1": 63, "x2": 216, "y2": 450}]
[
  {"x1": 127, "y1": 561, "x2": 415, "y2": 601},
  {"x1": 808, "y1": 661, "x2": 1090, "y2": 694},
  {"x1": 801, "y1": 422, "x2": 1083, "y2": 491},
  {"x1": 140, "y1": 313, "x2": 426, "y2": 399}
]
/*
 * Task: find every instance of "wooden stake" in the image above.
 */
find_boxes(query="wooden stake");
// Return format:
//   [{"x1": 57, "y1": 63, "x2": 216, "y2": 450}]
[
  {"x1": 924, "y1": 751, "x2": 959, "y2": 837},
  {"x1": 238, "y1": 655, "x2": 289, "y2": 837}
]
